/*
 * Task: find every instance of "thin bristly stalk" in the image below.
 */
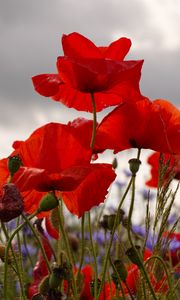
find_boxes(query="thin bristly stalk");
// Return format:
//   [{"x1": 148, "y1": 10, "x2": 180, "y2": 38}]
[
  {"x1": 88, "y1": 211, "x2": 98, "y2": 300},
  {"x1": 21, "y1": 214, "x2": 52, "y2": 273},
  {"x1": 97, "y1": 177, "x2": 133, "y2": 298},
  {"x1": 57, "y1": 203, "x2": 78, "y2": 300},
  {"x1": 16, "y1": 217, "x2": 26, "y2": 299},
  {"x1": 3, "y1": 210, "x2": 38, "y2": 300},
  {"x1": 109, "y1": 256, "x2": 127, "y2": 300},
  {"x1": 76, "y1": 214, "x2": 85, "y2": 281},
  {"x1": 145, "y1": 255, "x2": 174, "y2": 299}
]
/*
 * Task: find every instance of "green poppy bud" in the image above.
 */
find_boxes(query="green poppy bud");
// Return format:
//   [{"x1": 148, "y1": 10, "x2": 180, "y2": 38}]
[
  {"x1": 8, "y1": 155, "x2": 22, "y2": 178},
  {"x1": 38, "y1": 192, "x2": 59, "y2": 212},
  {"x1": 126, "y1": 245, "x2": 142, "y2": 268},
  {"x1": 128, "y1": 158, "x2": 141, "y2": 175},
  {"x1": 112, "y1": 157, "x2": 118, "y2": 170}
]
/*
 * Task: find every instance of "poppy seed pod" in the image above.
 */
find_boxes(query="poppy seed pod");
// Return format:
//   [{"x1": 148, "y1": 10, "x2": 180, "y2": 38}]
[
  {"x1": 126, "y1": 245, "x2": 142, "y2": 268},
  {"x1": 8, "y1": 155, "x2": 22, "y2": 178},
  {"x1": 38, "y1": 192, "x2": 59, "y2": 212},
  {"x1": 0, "y1": 183, "x2": 24, "y2": 222},
  {"x1": 128, "y1": 158, "x2": 141, "y2": 175}
]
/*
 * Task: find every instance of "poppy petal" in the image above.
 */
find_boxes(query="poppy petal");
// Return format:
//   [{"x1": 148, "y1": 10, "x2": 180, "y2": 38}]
[
  {"x1": 32, "y1": 74, "x2": 61, "y2": 97},
  {"x1": 62, "y1": 164, "x2": 116, "y2": 217}
]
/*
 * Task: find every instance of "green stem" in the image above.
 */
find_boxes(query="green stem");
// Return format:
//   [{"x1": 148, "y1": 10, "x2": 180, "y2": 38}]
[
  {"x1": 1, "y1": 221, "x2": 25, "y2": 298},
  {"x1": 109, "y1": 256, "x2": 126, "y2": 300},
  {"x1": 88, "y1": 211, "x2": 98, "y2": 300},
  {"x1": 90, "y1": 92, "x2": 97, "y2": 149},
  {"x1": 21, "y1": 213, "x2": 51, "y2": 273},
  {"x1": 16, "y1": 217, "x2": 26, "y2": 299},
  {"x1": 57, "y1": 204, "x2": 78, "y2": 300},
  {"x1": 98, "y1": 177, "x2": 133, "y2": 298},
  {"x1": 144, "y1": 255, "x2": 173, "y2": 299},
  {"x1": 4, "y1": 210, "x2": 38, "y2": 299},
  {"x1": 127, "y1": 154, "x2": 158, "y2": 300},
  {"x1": 76, "y1": 214, "x2": 85, "y2": 281}
]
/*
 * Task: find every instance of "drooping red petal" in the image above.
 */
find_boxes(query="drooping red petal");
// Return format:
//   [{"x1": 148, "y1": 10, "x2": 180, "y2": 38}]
[
  {"x1": 62, "y1": 32, "x2": 102, "y2": 59},
  {"x1": 95, "y1": 98, "x2": 180, "y2": 154},
  {"x1": 32, "y1": 74, "x2": 61, "y2": 97},
  {"x1": 62, "y1": 163, "x2": 116, "y2": 217}
]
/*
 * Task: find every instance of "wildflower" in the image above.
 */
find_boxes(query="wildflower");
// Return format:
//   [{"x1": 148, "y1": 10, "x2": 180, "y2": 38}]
[
  {"x1": 32, "y1": 32, "x2": 144, "y2": 112},
  {"x1": 0, "y1": 120, "x2": 116, "y2": 217},
  {"x1": 95, "y1": 98, "x2": 180, "y2": 155}
]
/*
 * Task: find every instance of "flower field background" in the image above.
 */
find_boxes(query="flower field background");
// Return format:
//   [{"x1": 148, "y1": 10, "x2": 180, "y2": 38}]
[{"x1": 0, "y1": 32, "x2": 180, "y2": 300}]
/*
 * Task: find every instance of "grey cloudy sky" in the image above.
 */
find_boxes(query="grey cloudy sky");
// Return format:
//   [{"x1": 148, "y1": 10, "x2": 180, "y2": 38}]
[{"x1": 0, "y1": 0, "x2": 180, "y2": 158}]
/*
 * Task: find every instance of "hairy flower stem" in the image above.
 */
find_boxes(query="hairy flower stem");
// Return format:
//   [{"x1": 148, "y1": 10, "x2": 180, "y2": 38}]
[
  {"x1": 145, "y1": 255, "x2": 174, "y2": 299},
  {"x1": 88, "y1": 211, "x2": 99, "y2": 300},
  {"x1": 4, "y1": 211, "x2": 37, "y2": 299},
  {"x1": 57, "y1": 203, "x2": 78, "y2": 300},
  {"x1": 90, "y1": 92, "x2": 97, "y2": 149},
  {"x1": 98, "y1": 177, "x2": 133, "y2": 298},
  {"x1": 16, "y1": 217, "x2": 26, "y2": 299},
  {"x1": 3, "y1": 210, "x2": 51, "y2": 299},
  {"x1": 109, "y1": 256, "x2": 126, "y2": 300},
  {"x1": 76, "y1": 214, "x2": 85, "y2": 281},
  {"x1": 1, "y1": 221, "x2": 25, "y2": 298},
  {"x1": 127, "y1": 150, "x2": 158, "y2": 300},
  {"x1": 21, "y1": 213, "x2": 52, "y2": 272}
]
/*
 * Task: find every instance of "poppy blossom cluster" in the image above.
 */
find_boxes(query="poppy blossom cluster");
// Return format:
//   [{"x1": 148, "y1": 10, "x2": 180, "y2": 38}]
[{"x1": 32, "y1": 32, "x2": 144, "y2": 112}]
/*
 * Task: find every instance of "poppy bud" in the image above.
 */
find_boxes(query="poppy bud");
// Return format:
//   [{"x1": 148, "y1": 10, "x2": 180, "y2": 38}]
[
  {"x1": 128, "y1": 158, "x2": 141, "y2": 175},
  {"x1": 112, "y1": 157, "x2": 118, "y2": 170},
  {"x1": 38, "y1": 192, "x2": 59, "y2": 212},
  {"x1": 39, "y1": 275, "x2": 50, "y2": 296},
  {"x1": 8, "y1": 155, "x2": 22, "y2": 178},
  {"x1": 49, "y1": 266, "x2": 64, "y2": 289},
  {"x1": 90, "y1": 279, "x2": 101, "y2": 296},
  {"x1": 126, "y1": 245, "x2": 142, "y2": 268},
  {"x1": 0, "y1": 183, "x2": 24, "y2": 222},
  {"x1": 114, "y1": 259, "x2": 128, "y2": 282}
]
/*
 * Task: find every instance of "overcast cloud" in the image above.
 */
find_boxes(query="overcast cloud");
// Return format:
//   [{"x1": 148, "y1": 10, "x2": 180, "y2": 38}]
[{"x1": 0, "y1": 0, "x2": 180, "y2": 157}]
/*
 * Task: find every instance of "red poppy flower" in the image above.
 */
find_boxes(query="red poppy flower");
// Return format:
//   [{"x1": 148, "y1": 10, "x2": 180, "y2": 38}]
[
  {"x1": 32, "y1": 32, "x2": 144, "y2": 112},
  {"x1": 146, "y1": 152, "x2": 180, "y2": 187},
  {"x1": 0, "y1": 119, "x2": 116, "y2": 217},
  {"x1": 95, "y1": 98, "x2": 180, "y2": 155}
]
